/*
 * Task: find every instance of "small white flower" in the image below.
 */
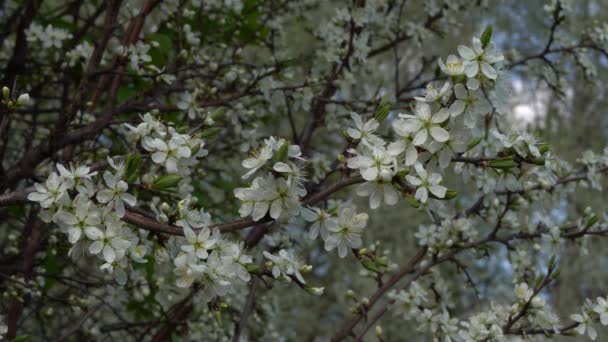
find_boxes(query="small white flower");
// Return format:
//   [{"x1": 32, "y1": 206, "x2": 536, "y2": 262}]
[
  {"x1": 415, "y1": 82, "x2": 452, "y2": 104},
  {"x1": 405, "y1": 163, "x2": 447, "y2": 203},
  {"x1": 514, "y1": 283, "x2": 533, "y2": 301},
  {"x1": 325, "y1": 206, "x2": 367, "y2": 258},
  {"x1": 56, "y1": 163, "x2": 98, "y2": 188},
  {"x1": 148, "y1": 136, "x2": 192, "y2": 173},
  {"x1": 96, "y1": 172, "x2": 136, "y2": 218},
  {"x1": 398, "y1": 102, "x2": 450, "y2": 146},
  {"x1": 356, "y1": 181, "x2": 399, "y2": 209},
  {"x1": 181, "y1": 226, "x2": 216, "y2": 259},
  {"x1": 571, "y1": 311, "x2": 597, "y2": 340},
  {"x1": 263, "y1": 249, "x2": 306, "y2": 283},
  {"x1": 301, "y1": 207, "x2": 337, "y2": 240},
  {"x1": 347, "y1": 145, "x2": 401, "y2": 181},
  {"x1": 347, "y1": 112, "x2": 384, "y2": 147},
  {"x1": 438, "y1": 55, "x2": 464, "y2": 76},
  {"x1": 241, "y1": 145, "x2": 273, "y2": 179},
  {"x1": 85, "y1": 225, "x2": 131, "y2": 263},
  {"x1": 457, "y1": 37, "x2": 504, "y2": 79},
  {"x1": 27, "y1": 172, "x2": 70, "y2": 208},
  {"x1": 593, "y1": 297, "x2": 608, "y2": 326}
]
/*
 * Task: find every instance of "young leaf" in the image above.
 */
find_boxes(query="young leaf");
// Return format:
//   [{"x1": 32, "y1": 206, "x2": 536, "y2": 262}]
[
  {"x1": 125, "y1": 153, "x2": 143, "y2": 184},
  {"x1": 488, "y1": 157, "x2": 517, "y2": 170},
  {"x1": 152, "y1": 174, "x2": 182, "y2": 189},
  {"x1": 480, "y1": 25, "x2": 493, "y2": 48},
  {"x1": 374, "y1": 95, "x2": 392, "y2": 123}
]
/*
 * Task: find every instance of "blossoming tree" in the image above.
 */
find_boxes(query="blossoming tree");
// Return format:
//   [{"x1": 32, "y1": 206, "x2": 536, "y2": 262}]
[{"x1": 2, "y1": 0, "x2": 608, "y2": 340}]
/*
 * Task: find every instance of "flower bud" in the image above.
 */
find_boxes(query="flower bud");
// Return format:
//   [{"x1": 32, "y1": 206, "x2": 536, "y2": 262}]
[
  {"x1": 2, "y1": 86, "x2": 9, "y2": 99},
  {"x1": 300, "y1": 265, "x2": 313, "y2": 273},
  {"x1": 379, "y1": 169, "x2": 393, "y2": 181},
  {"x1": 15, "y1": 94, "x2": 32, "y2": 107}
]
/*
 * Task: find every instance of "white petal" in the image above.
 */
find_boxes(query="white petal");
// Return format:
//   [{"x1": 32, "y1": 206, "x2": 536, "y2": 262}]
[
  {"x1": 387, "y1": 140, "x2": 406, "y2": 156},
  {"x1": 430, "y1": 126, "x2": 449, "y2": 142},
  {"x1": 273, "y1": 162, "x2": 291, "y2": 173},
  {"x1": 96, "y1": 190, "x2": 114, "y2": 204},
  {"x1": 481, "y1": 61, "x2": 497, "y2": 79},
  {"x1": 269, "y1": 200, "x2": 282, "y2": 219},
  {"x1": 252, "y1": 201, "x2": 269, "y2": 221},
  {"x1": 361, "y1": 167, "x2": 379, "y2": 181},
  {"x1": 430, "y1": 185, "x2": 447, "y2": 198},
  {"x1": 464, "y1": 62, "x2": 479, "y2": 78},
  {"x1": 431, "y1": 108, "x2": 449, "y2": 123},
  {"x1": 103, "y1": 245, "x2": 116, "y2": 263},
  {"x1": 457, "y1": 45, "x2": 477, "y2": 60},
  {"x1": 85, "y1": 227, "x2": 104, "y2": 240},
  {"x1": 414, "y1": 163, "x2": 427, "y2": 178},
  {"x1": 121, "y1": 193, "x2": 137, "y2": 206},
  {"x1": 416, "y1": 102, "x2": 431, "y2": 120},
  {"x1": 449, "y1": 100, "x2": 466, "y2": 117},
  {"x1": 405, "y1": 145, "x2": 418, "y2": 166},
  {"x1": 405, "y1": 175, "x2": 422, "y2": 186},
  {"x1": 472, "y1": 38, "x2": 483, "y2": 54},
  {"x1": 384, "y1": 186, "x2": 398, "y2": 206},
  {"x1": 369, "y1": 189, "x2": 382, "y2": 209},
  {"x1": 415, "y1": 187, "x2": 428, "y2": 203},
  {"x1": 89, "y1": 241, "x2": 104, "y2": 254},
  {"x1": 413, "y1": 129, "x2": 428, "y2": 146}
]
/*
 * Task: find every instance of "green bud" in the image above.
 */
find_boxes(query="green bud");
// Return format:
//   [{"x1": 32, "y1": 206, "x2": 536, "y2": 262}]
[
  {"x1": 304, "y1": 285, "x2": 324, "y2": 296},
  {"x1": 152, "y1": 174, "x2": 182, "y2": 189},
  {"x1": 245, "y1": 263, "x2": 261, "y2": 274},
  {"x1": 2, "y1": 86, "x2": 9, "y2": 100},
  {"x1": 360, "y1": 257, "x2": 383, "y2": 273}
]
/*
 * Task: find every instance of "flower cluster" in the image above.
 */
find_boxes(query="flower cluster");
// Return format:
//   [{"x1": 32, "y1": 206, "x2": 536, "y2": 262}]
[
  {"x1": 27, "y1": 161, "x2": 147, "y2": 284},
  {"x1": 344, "y1": 35, "x2": 507, "y2": 208},
  {"x1": 126, "y1": 113, "x2": 208, "y2": 174},
  {"x1": 303, "y1": 204, "x2": 369, "y2": 258},
  {"x1": 414, "y1": 217, "x2": 477, "y2": 252},
  {"x1": 234, "y1": 137, "x2": 306, "y2": 221}
]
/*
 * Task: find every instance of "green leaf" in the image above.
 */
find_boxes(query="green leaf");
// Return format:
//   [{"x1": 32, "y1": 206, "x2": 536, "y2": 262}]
[
  {"x1": 444, "y1": 190, "x2": 458, "y2": 200},
  {"x1": 211, "y1": 107, "x2": 227, "y2": 121},
  {"x1": 406, "y1": 195, "x2": 421, "y2": 208},
  {"x1": 528, "y1": 157, "x2": 546, "y2": 166},
  {"x1": 396, "y1": 167, "x2": 411, "y2": 177},
  {"x1": 538, "y1": 143, "x2": 551, "y2": 155},
  {"x1": 125, "y1": 153, "x2": 143, "y2": 184},
  {"x1": 585, "y1": 215, "x2": 599, "y2": 229},
  {"x1": 199, "y1": 127, "x2": 222, "y2": 138},
  {"x1": 488, "y1": 157, "x2": 518, "y2": 170},
  {"x1": 273, "y1": 143, "x2": 288, "y2": 162},
  {"x1": 480, "y1": 25, "x2": 493, "y2": 48},
  {"x1": 465, "y1": 136, "x2": 483, "y2": 152},
  {"x1": 374, "y1": 96, "x2": 392, "y2": 123},
  {"x1": 360, "y1": 257, "x2": 383, "y2": 273},
  {"x1": 152, "y1": 174, "x2": 182, "y2": 189},
  {"x1": 245, "y1": 263, "x2": 261, "y2": 274},
  {"x1": 13, "y1": 335, "x2": 31, "y2": 342}
]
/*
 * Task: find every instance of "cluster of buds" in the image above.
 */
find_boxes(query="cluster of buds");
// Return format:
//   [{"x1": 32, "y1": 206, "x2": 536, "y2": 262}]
[{"x1": 2, "y1": 86, "x2": 30, "y2": 110}]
